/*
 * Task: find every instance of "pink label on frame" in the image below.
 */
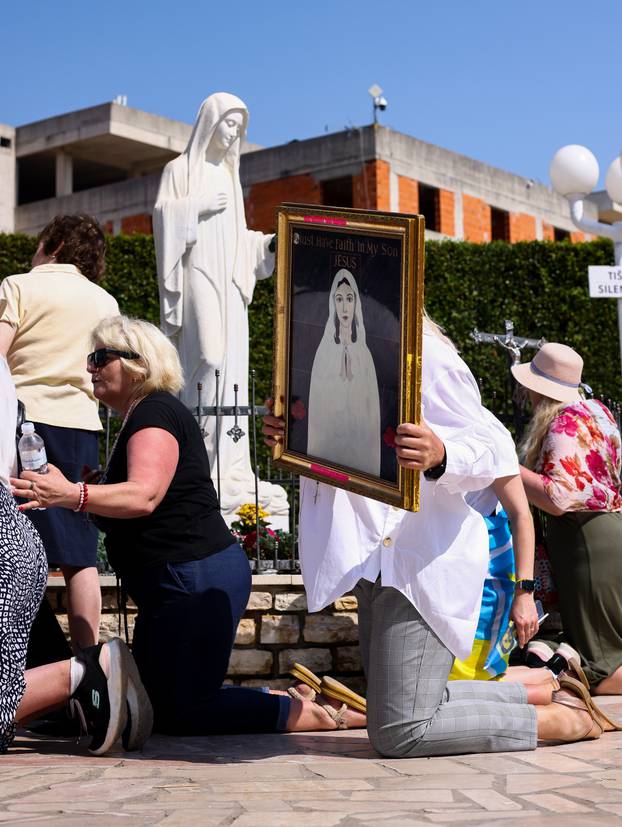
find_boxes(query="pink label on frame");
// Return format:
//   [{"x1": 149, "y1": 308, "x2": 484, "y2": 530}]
[
  {"x1": 310, "y1": 463, "x2": 350, "y2": 482},
  {"x1": 303, "y1": 215, "x2": 348, "y2": 226}
]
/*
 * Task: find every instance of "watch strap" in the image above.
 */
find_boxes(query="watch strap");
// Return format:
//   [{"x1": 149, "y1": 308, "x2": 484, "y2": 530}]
[
  {"x1": 423, "y1": 446, "x2": 447, "y2": 481},
  {"x1": 515, "y1": 579, "x2": 535, "y2": 593}
]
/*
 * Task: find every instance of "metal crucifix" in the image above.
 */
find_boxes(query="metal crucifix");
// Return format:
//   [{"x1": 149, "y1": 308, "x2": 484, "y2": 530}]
[
  {"x1": 471, "y1": 319, "x2": 546, "y2": 366},
  {"x1": 471, "y1": 319, "x2": 546, "y2": 437}
]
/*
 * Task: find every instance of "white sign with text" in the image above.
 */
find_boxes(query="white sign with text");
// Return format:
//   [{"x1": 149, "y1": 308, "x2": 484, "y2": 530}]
[{"x1": 588, "y1": 265, "x2": 622, "y2": 298}]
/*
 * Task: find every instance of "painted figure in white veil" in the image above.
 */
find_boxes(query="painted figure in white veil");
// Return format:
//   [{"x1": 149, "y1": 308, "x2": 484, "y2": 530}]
[
  {"x1": 307, "y1": 269, "x2": 381, "y2": 476},
  {"x1": 153, "y1": 92, "x2": 288, "y2": 517}
]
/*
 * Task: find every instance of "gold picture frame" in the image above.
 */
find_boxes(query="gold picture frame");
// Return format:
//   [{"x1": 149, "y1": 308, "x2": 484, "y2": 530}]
[{"x1": 272, "y1": 203, "x2": 425, "y2": 511}]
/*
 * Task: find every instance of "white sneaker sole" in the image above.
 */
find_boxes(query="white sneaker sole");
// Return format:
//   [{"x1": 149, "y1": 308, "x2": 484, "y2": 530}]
[
  {"x1": 89, "y1": 638, "x2": 128, "y2": 756},
  {"x1": 120, "y1": 644, "x2": 153, "y2": 751}
]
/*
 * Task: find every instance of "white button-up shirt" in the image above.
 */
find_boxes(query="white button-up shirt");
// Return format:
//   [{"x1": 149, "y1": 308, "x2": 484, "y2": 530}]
[{"x1": 298, "y1": 330, "x2": 512, "y2": 660}]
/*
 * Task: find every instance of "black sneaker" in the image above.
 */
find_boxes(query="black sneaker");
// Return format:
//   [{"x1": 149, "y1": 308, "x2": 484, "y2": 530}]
[
  {"x1": 120, "y1": 652, "x2": 153, "y2": 752},
  {"x1": 24, "y1": 706, "x2": 82, "y2": 738},
  {"x1": 71, "y1": 638, "x2": 128, "y2": 755}
]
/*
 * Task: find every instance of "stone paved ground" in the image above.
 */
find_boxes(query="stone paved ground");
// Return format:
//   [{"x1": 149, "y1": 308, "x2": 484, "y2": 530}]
[{"x1": 2, "y1": 696, "x2": 622, "y2": 826}]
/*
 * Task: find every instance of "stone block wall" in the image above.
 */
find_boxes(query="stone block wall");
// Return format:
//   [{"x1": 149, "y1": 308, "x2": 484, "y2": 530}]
[{"x1": 46, "y1": 574, "x2": 365, "y2": 693}]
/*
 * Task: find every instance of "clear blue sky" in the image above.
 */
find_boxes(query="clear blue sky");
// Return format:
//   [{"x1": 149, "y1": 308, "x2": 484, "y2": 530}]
[{"x1": 3, "y1": 1, "x2": 619, "y2": 188}]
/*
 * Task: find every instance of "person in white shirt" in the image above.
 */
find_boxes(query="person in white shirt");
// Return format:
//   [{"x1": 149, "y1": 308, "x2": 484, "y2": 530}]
[{"x1": 264, "y1": 317, "x2": 605, "y2": 755}]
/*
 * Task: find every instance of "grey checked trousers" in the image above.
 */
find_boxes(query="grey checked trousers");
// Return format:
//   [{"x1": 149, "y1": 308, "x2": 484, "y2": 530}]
[{"x1": 355, "y1": 578, "x2": 538, "y2": 758}]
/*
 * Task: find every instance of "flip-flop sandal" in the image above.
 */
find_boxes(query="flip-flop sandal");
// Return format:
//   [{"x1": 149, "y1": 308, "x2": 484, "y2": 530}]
[
  {"x1": 289, "y1": 663, "x2": 322, "y2": 695},
  {"x1": 321, "y1": 675, "x2": 366, "y2": 714},
  {"x1": 559, "y1": 675, "x2": 622, "y2": 732}
]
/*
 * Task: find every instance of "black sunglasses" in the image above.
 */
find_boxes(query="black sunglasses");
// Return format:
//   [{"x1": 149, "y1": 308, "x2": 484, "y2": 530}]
[{"x1": 87, "y1": 348, "x2": 141, "y2": 368}]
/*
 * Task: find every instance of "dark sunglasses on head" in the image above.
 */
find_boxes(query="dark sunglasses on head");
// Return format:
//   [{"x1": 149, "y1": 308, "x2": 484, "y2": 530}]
[{"x1": 87, "y1": 348, "x2": 141, "y2": 368}]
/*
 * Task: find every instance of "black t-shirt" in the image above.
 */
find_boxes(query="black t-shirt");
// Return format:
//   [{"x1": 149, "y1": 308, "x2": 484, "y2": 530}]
[{"x1": 97, "y1": 391, "x2": 233, "y2": 575}]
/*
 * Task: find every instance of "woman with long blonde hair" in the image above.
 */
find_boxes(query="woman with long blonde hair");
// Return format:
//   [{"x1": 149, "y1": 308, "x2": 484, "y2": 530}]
[{"x1": 514, "y1": 343, "x2": 622, "y2": 699}]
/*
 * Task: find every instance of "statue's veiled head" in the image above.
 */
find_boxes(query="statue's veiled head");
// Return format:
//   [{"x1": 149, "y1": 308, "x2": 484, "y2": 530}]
[
  {"x1": 208, "y1": 109, "x2": 245, "y2": 157},
  {"x1": 186, "y1": 93, "x2": 249, "y2": 174}
]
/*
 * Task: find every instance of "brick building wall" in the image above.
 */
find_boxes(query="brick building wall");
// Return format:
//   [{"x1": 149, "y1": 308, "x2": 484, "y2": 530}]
[
  {"x1": 462, "y1": 194, "x2": 492, "y2": 243},
  {"x1": 246, "y1": 173, "x2": 322, "y2": 233},
  {"x1": 438, "y1": 189, "x2": 455, "y2": 237},
  {"x1": 99, "y1": 160, "x2": 589, "y2": 249},
  {"x1": 541, "y1": 221, "x2": 554, "y2": 241},
  {"x1": 509, "y1": 213, "x2": 537, "y2": 242},
  {"x1": 120, "y1": 213, "x2": 153, "y2": 235},
  {"x1": 353, "y1": 160, "x2": 390, "y2": 211},
  {"x1": 398, "y1": 175, "x2": 419, "y2": 214}
]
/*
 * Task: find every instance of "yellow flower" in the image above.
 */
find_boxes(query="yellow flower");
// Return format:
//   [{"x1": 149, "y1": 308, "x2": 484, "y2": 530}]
[{"x1": 235, "y1": 503, "x2": 270, "y2": 526}]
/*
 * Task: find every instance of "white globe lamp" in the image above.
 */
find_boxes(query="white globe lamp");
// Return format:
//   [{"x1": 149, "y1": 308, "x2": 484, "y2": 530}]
[
  {"x1": 605, "y1": 157, "x2": 622, "y2": 204},
  {"x1": 549, "y1": 145, "x2": 599, "y2": 197}
]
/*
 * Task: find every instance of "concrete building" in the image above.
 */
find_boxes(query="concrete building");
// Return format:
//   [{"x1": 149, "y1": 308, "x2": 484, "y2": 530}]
[
  {"x1": 1, "y1": 102, "x2": 619, "y2": 241},
  {"x1": 1, "y1": 103, "x2": 191, "y2": 236}
]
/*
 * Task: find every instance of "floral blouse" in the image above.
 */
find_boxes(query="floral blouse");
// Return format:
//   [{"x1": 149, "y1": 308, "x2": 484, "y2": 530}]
[{"x1": 537, "y1": 399, "x2": 622, "y2": 512}]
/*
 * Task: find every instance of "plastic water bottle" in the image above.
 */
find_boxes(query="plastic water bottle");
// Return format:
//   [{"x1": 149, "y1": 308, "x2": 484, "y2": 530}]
[
  {"x1": 18, "y1": 422, "x2": 49, "y2": 473},
  {"x1": 18, "y1": 422, "x2": 48, "y2": 509}
]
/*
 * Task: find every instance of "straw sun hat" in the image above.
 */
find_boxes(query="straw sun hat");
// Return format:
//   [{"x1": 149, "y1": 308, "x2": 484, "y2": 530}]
[{"x1": 511, "y1": 343, "x2": 584, "y2": 403}]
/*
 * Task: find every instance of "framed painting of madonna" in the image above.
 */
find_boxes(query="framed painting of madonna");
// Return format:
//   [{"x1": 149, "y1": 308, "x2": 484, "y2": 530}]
[{"x1": 272, "y1": 203, "x2": 425, "y2": 511}]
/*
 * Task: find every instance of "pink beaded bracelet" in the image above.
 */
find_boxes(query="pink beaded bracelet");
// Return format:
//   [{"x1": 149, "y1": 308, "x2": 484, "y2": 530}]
[{"x1": 74, "y1": 482, "x2": 85, "y2": 513}]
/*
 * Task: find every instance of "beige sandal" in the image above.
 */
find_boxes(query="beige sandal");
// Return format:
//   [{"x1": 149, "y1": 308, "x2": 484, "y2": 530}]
[
  {"x1": 552, "y1": 682, "x2": 603, "y2": 741},
  {"x1": 315, "y1": 696, "x2": 348, "y2": 730},
  {"x1": 287, "y1": 685, "x2": 316, "y2": 702},
  {"x1": 289, "y1": 663, "x2": 322, "y2": 695},
  {"x1": 560, "y1": 675, "x2": 622, "y2": 732},
  {"x1": 564, "y1": 657, "x2": 591, "y2": 692},
  {"x1": 289, "y1": 662, "x2": 367, "y2": 713},
  {"x1": 321, "y1": 675, "x2": 366, "y2": 714},
  {"x1": 286, "y1": 685, "x2": 348, "y2": 729}
]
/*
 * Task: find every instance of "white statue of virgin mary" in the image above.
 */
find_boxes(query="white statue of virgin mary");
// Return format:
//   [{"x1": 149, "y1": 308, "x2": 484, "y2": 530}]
[
  {"x1": 307, "y1": 269, "x2": 381, "y2": 476},
  {"x1": 153, "y1": 92, "x2": 288, "y2": 517}
]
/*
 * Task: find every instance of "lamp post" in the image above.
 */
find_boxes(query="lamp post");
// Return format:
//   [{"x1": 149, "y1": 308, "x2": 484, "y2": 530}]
[{"x1": 549, "y1": 145, "x2": 622, "y2": 370}]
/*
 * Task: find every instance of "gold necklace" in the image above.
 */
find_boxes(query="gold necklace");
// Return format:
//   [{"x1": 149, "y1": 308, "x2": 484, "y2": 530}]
[{"x1": 100, "y1": 395, "x2": 145, "y2": 484}]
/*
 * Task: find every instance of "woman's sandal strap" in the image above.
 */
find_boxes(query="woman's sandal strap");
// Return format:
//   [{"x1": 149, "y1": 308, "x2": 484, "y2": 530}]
[
  {"x1": 287, "y1": 686, "x2": 316, "y2": 702},
  {"x1": 289, "y1": 663, "x2": 322, "y2": 694},
  {"x1": 566, "y1": 658, "x2": 590, "y2": 692},
  {"x1": 552, "y1": 689, "x2": 588, "y2": 713},
  {"x1": 315, "y1": 696, "x2": 348, "y2": 730},
  {"x1": 560, "y1": 675, "x2": 622, "y2": 732},
  {"x1": 552, "y1": 694, "x2": 602, "y2": 740},
  {"x1": 287, "y1": 686, "x2": 348, "y2": 730}
]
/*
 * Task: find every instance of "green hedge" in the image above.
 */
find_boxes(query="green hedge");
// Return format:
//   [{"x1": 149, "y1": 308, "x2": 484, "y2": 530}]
[
  {"x1": 424, "y1": 237, "x2": 620, "y2": 403},
  {"x1": 1, "y1": 233, "x2": 619, "y2": 438}
]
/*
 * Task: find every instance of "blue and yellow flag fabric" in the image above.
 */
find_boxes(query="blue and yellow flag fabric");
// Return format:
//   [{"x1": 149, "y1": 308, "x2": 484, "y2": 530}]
[{"x1": 449, "y1": 509, "x2": 516, "y2": 681}]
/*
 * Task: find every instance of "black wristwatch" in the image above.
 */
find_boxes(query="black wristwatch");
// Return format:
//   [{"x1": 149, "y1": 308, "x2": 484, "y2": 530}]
[
  {"x1": 515, "y1": 579, "x2": 536, "y2": 593},
  {"x1": 423, "y1": 446, "x2": 447, "y2": 481}
]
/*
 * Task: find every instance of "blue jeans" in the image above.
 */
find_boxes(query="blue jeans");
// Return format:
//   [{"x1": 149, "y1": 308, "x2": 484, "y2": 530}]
[{"x1": 124, "y1": 542, "x2": 290, "y2": 735}]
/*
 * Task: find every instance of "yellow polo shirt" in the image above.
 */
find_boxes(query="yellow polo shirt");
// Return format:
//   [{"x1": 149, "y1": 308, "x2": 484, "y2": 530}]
[{"x1": 0, "y1": 263, "x2": 119, "y2": 430}]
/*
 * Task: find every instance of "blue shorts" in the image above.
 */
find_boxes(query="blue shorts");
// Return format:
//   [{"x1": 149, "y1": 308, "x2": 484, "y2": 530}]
[{"x1": 23, "y1": 422, "x2": 99, "y2": 569}]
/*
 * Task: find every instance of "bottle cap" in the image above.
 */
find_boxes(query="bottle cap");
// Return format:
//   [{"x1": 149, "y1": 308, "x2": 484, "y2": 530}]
[{"x1": 21, "y1": 422, "x2": 35, "y2": 434}]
